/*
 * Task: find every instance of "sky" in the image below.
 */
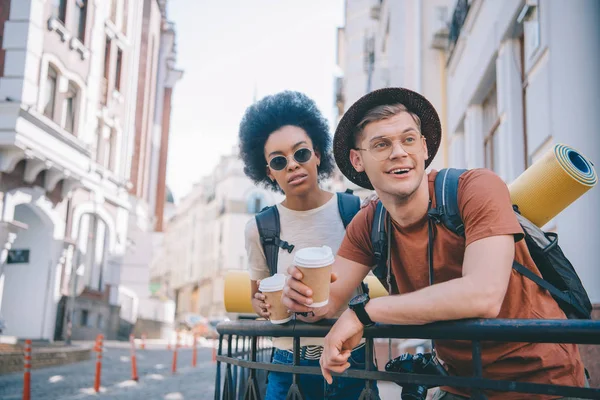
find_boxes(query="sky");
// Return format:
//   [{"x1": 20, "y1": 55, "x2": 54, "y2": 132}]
[{"x1": 165, "y1": 0, "x2": 345, "y2": 202}]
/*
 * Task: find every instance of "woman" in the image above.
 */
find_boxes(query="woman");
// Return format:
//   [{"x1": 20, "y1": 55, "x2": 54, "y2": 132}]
[{"x1": 240, "y1": 91, "x2": 378, "y2": 400}]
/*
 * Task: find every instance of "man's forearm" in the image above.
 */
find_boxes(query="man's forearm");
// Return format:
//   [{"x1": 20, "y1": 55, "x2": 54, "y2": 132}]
[{"x1": 365, "y1": 275, "x2": 502, "y2": 325}]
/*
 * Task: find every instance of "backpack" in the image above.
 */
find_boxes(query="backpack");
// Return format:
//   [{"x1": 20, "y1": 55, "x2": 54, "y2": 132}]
[
  {"x1": 255, "y1": 190, "x2": 368, "y2": 293},
  {"x1": 371, "y1": 168, "x2": 593, "y2": 320}
]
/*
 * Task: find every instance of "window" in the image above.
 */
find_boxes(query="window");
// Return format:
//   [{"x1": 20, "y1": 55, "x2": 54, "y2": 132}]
[
  {"x1": 52, "y1": 0, "x2": 67, "y2": 24},
  {"x1": 96, "y1": 313, "x2": 103, "y2": 329},
  {"x1": 44, "y1": 66, "x2": 58, "y2": 119},
  {"x1": 115, "y1": 48, "x2": 123, "y2": 91},
  {"x1": 103, "y1": 37, "x2": 111, "y2": 80},
  {"x1": 482, "y1": 86, "x2": 500, "y2": 172},
  {"x1": 96, "y1": 124, "x2": 114, "y2": 171},
  {"x1": 78, "y1": 214, "x2": 109, "y2": 292},
  {"x1": 63, "y1": 83, "x2": 79, "y2": 134},
  {"x1": 80, "y1": 309, "x2": 89, "y2": 327},
  {"x1": 74, "y1": 0, "x2": 87, "y2": 43}
]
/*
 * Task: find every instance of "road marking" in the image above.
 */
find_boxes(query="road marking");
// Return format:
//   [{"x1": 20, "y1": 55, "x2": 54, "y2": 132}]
[
  {"x1": 48, "y1": 375, "x2": 64, "y2": 383},
  {"x1": 164, "y1": 393, "x2": 184, "y2": 399}
]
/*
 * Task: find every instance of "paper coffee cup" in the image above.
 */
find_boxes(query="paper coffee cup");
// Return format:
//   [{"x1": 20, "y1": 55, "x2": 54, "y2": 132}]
[
  {"x1": 259, "y1": 274, "x2": 291, "y2": 324},
  {"x1": 293, "y1": 246, "x2": 334, "y2": 308}
]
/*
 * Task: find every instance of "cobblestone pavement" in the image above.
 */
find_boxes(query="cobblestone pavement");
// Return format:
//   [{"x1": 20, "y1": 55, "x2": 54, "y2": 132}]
[{"x1": 0, "y1": 341, "x2": 223, "y2": 400}]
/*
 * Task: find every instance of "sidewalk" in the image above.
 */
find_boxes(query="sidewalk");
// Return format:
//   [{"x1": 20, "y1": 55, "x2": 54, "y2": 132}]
[{"x1": 0, "y1": 339, "x2": 92, "y2": 375}]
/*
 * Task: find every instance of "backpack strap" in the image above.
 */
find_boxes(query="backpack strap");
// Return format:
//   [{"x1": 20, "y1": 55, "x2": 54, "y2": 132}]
[
  {"x1": 511, "y1": 260, "x2": 589, "y2": 318},
  {"x1": 429, "y1": 168, "x2": 468, "y2": 236},
  {"x1": 371, "y1": 201, "x2": 397, "y2": 294},
  {"x1": 255, "y1": 206, "x2": 294, "y2": 276},
  {"x1": 336, "y1": 191, "x2": 370, "y2": 295},
  {"x1": 336, "y1": 191, "x2": 361, "y2": 228}
]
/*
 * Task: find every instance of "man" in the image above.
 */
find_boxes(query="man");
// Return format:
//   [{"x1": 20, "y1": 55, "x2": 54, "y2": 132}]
[{"x1": 281, "y1": 88, "x2": 587, "y2": 399}]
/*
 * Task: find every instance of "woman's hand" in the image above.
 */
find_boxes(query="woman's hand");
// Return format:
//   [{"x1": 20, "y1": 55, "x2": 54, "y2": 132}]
[{"x1": 251, "y1": 281, "x2": 271, "y2": 319}]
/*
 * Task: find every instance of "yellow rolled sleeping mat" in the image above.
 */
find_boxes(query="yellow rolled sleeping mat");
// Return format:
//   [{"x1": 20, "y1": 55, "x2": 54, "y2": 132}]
[
  {"x1": 224, "y1": 143, "x2": 597, "y2": 314},
  {"x1": 509, "y1": 143, "x2": 597, "y2": 227}
]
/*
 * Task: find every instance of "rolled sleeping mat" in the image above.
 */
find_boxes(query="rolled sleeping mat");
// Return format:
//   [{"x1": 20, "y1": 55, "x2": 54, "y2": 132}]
[
  {"x1": 508, "y1": 143, "x2": 597, "y2": 227},
  {"x1": 223, "y1": 270, "x2": 388, "y2": 314}
]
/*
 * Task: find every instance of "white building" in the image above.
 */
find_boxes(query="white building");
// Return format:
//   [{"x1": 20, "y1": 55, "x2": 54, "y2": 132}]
[
  {"x1": 445, "y1": 0, "x2": 600, "y2": 305},
  {"x1": 0, "y1": 0, "x2": 144, "y2": 340},
  {"x1": 117, "y1": 0, "x2": 183, "y2": 339},
  {"x1": 333, "y1": 0, "x2": 454, "y2": 198},
  {"x1": 151, "y1": 147, "x2": 282, "y2": 324}
]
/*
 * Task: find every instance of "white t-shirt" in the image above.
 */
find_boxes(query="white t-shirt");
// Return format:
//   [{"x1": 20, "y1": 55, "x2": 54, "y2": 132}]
[{"x1": 244, "y1": 193, "x2": 360, "y2": 350}]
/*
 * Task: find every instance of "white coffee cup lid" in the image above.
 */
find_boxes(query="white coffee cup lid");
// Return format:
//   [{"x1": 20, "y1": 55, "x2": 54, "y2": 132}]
[
  {"x1": 259, "y1": 273, "x2": 287, "y2": 292},
  {"x1": 293, "y1": 245, "x2": 334, "y2": 268}
]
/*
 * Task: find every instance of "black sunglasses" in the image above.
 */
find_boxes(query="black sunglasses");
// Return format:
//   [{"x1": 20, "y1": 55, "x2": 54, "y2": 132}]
[{"x1": 267, "y1": 148, "x2": 313, "y2": 171}]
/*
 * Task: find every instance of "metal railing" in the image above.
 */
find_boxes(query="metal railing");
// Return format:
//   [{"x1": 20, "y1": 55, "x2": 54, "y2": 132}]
[{"x1": 214, "y1": 318, "x2": 600, "y2": 400}]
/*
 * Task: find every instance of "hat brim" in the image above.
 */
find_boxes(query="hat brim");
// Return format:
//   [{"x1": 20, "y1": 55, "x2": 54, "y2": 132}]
[{"x1": 333, "y1": 87, "x2": 442, "y2": 190}]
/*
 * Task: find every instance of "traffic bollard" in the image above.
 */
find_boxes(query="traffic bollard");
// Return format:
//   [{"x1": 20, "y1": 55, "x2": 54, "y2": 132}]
[
  {"x1": 94, "y1": 334, "x2": 103, "y2": 392},
  {"x1": 171, "y1": 332, "x2": 179, "y2": 374},
  {"x1": 140, "y1": 333, "x2": 146, "y2": 350},
  {"x1": 192, "y1": 334, "x2": 197, "y2": 367},
  {"x1": 22, "y1": 339, "x2": 32, "y2": 400},
  {"x1": 129, "y1": 334, "x2": 139, "y2": 381}
]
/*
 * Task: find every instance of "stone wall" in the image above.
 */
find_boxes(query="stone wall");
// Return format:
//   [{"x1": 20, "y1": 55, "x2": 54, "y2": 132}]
[{"x1": 0, "y1": 344, "x2": 91, "y2": 374}]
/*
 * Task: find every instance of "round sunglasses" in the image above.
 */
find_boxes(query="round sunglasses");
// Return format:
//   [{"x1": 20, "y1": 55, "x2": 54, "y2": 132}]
[{"x1": 267, "y1": 148, "x2": 313, "y2": 171}]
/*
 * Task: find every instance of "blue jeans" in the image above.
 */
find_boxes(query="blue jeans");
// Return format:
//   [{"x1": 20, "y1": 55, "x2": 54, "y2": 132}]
[{"x1": 265, "y1": 346, "x2": 379, "y2": 400}]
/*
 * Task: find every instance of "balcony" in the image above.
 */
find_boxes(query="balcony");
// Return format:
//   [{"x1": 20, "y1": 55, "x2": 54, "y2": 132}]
[{"x1": 447, "y1": 0, "x2": 471, "y2": 59}]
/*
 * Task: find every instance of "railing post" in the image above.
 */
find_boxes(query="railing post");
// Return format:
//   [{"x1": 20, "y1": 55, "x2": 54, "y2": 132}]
[
  {"x1": 471, "y1": 341, "x2": 486, "y2": 400},
  {"x1": 242, "y1": 336, "x2": 261, "y2": 400},
  {"x1": 284, "y1": 336, "x2": 303, "y2": 400},
  {"x1": 214, "y1": 335, "x2": 224, "y2": 400},
  {"x1": 232, "y1": 335, "x2": 239, "y2": 398},
  {"x1": 236, "y1": 335, "x2": 244, "y2": 400},
  {"x1": 358, "y1": 338, "x2": 380, "y2": 400},
  {"x1": 223, "y1": 334, "x2": 235, "y2": 400}
]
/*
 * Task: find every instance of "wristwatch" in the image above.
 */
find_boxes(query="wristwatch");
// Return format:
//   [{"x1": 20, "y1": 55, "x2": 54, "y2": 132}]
[{"x1": 348, "y1": 293, "x2": 375, "y2": 327}]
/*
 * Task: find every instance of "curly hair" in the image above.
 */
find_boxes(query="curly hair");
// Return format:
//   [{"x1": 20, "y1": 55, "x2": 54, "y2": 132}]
[{"x1": 238, "y1": 91, "x2": 335, "y2": 192}]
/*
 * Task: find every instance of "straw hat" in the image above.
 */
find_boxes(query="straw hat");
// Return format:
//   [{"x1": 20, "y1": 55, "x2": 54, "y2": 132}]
[{"x1": 333, "y1": 87, "x2": 442, "y2": 190}]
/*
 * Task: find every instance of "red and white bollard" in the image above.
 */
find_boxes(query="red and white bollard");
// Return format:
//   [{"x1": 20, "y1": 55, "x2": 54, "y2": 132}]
[
  {"x1": 129, "y1": 334, "x2": 139, "y2": 381},
  {"x1": 140, "y1": 333, "x2": 146, "y2": 350},
  {"x1": 22, "y1": 339, "x2": 32, "y2": 400},
  {"x1": 94, "y1": 334, "x2": 103, "y2": 393},
  {"x1": 192, "y1": 334, "x2": 197, "y2": 367},
  {"x1": 171, "y1": 331, "x2": 179, "y2": 374}
]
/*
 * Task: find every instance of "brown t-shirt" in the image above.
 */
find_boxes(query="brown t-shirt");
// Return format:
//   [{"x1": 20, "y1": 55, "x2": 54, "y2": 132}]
[{"x1": 338, "y1": 169, "x2": 585, "y2": 400}]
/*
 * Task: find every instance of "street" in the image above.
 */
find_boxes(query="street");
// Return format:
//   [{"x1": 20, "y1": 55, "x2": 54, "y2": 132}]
[{"x1": 0, "y1": 342, "x2": 220, "y2": 400}]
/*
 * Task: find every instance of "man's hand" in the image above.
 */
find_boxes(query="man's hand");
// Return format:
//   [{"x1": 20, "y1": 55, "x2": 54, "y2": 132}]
[
  {"x1": 282, "y1": 266, "x2": 337, "y2": 314},
  {"x1": 320, "y1": 309, "x2": 364, "y2": 384},
  {"x1": 251, "y1": 280, "x2": 271, "y2": 319}
]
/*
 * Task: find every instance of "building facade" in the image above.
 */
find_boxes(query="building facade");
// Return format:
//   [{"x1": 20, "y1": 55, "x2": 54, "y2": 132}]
[
  {"x1": 333, "y1": 0, "x2": 453, "y2": 198},
  {"x1": 0, "y1": 0, "x2": 180, "y2": 341},
  {"x1": 445, "y1": 0, "x2": 599, "y2": 303},
  {"x1": 0, "y1": 0, "x2": 142, "y2": 341},
  {"x1": 117, "y1": 0, "x2": 182, "y2": 338},
  {"x1": 151, "y1": 147, "x2": 282, "y2": 325}
]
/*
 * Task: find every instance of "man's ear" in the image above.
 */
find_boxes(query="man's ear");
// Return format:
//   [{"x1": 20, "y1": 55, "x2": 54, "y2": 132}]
[
  {"x1": 350, "y1": 149, "x2": 365, "y2": 173},
  {"x1": 423, "y1": 137, "x2": 429, "y2": 160}
]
